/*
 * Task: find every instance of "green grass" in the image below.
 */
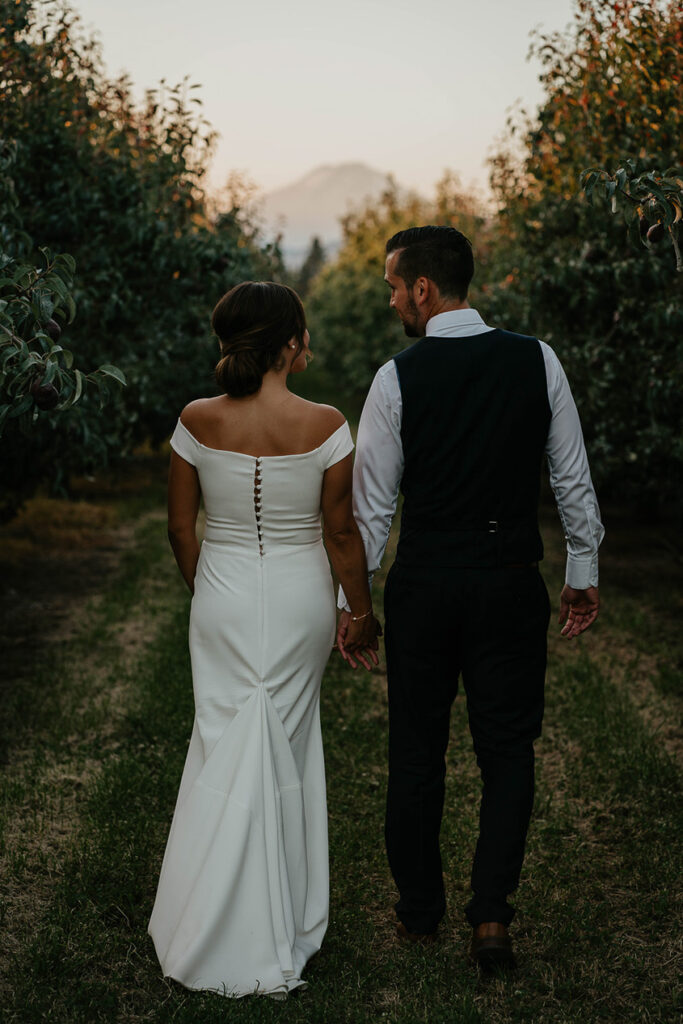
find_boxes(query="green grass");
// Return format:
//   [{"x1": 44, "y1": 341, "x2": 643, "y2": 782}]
[
  {"x1": 0, "y1": 514, "x2": 173, "y2": 761},
  {"x1": 1, "y1": 487, "x2": 681, "y2": 1023}
]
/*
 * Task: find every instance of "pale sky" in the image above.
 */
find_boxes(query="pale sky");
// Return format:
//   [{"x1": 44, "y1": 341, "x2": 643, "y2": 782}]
[{"x1": 70, "y1": 0, "x2": 577, "y2": 198}]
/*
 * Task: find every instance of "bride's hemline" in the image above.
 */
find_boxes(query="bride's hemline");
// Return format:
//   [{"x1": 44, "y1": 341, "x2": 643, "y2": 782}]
[{"x1": 162, "y1": 971, "x2": 309, "y2": 1000}]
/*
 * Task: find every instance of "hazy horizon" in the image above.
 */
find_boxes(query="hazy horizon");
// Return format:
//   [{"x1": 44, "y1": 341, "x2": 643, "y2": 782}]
[{"x1": 68, "y1": 0, "x2": 578, "y2": 202}]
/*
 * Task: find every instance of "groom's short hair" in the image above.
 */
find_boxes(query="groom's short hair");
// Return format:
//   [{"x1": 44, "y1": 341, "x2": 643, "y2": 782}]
[{"x1": 386, "y1": 225, "x2": 474, "y2": 300}]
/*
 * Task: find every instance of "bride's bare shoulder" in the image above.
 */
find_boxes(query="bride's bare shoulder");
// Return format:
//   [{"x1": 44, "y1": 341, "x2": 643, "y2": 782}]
[
  {"x1": 179, "y1": 397, "x2": 223, "y2": 429},
  {"x1": 298, "y1": 399, "x2": 345, "y2": 430},
  {"x1": 295, "y1": 400, "x2": 346, "y2": 446}
]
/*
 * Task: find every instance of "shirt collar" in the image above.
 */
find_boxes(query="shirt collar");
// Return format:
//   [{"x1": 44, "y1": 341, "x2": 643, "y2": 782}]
[{"x1": 425, "y1": 308, "x2": 489, "y2": 337}]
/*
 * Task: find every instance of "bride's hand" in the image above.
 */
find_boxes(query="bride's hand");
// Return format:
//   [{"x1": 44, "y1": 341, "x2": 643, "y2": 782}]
[{"x1": 336, "y1": 610, "x2": 382, "y2": 671}]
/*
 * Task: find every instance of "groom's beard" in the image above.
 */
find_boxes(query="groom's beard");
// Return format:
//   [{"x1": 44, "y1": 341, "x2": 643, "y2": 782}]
[{"x1": 401, "y1": 296, "x2": 420, "y2": 337}]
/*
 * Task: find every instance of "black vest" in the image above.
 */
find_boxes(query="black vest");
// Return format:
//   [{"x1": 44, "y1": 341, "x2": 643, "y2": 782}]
[{"x1": 393, "y1": 329, "x2": 551, "y2": 568}]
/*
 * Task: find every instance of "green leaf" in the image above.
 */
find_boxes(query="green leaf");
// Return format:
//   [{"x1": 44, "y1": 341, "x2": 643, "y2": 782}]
[
  {"x1": 38, "y1": 291, "x2": 55, "y2": 320},
  {"x1": 583, "y1": 171, "x2": 598, "y2": 204},
  {"x1": 97, "y1": 364, "x2": 127, "y2": 386},
  {"x1": 72, "y1": 368, "x2": 84, "y2": 405},
  {"x1": 44, "y1": 274, "x2": 68, "y2": 301},
  {"x1": 54, "y1": 253, "x2": 76, "y2": 276},
  {"x1": 10, "y1": 394, "x2": 34, "y2": 418},
  {"x1": 0, "y1": 345, "x2": 17, "y2": 370},
  {"x1": 13, "y1": 265, "x2": 32, "y2": 287},
  {"x1": 43, "y1": 359, "x2": 57, "y2": 386},
  {"x1": 644, "y1": 179, "x2": 668, "y2": 204}
]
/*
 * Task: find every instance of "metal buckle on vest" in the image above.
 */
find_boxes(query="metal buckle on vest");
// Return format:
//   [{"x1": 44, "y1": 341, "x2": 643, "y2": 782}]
[{"x1": 488, "y1": 520, "x2": 499, "y2": 533}]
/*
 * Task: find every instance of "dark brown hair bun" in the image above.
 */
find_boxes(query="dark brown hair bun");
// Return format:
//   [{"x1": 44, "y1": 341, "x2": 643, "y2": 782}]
[{"x1": 211, "y1": 281, "x2": 307, "y2": 397}]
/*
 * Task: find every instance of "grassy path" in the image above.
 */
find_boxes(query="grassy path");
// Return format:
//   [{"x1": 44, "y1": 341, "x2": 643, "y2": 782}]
[{"x1": 1, "y1": 479, "x2": 680, "y2": 1023}]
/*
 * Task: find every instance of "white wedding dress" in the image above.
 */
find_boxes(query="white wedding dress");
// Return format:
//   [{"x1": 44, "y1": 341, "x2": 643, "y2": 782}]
[{"x1": 148, "y1": 417, "x2": 353, "y2": 999}]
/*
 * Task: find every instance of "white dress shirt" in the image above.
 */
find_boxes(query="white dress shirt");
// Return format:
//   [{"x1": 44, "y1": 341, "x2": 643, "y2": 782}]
[{"x1": 339, "y1": 308, "x2": 604, "y2": 609}]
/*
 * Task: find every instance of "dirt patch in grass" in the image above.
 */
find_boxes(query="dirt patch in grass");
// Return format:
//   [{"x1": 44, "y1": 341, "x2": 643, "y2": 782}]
[
  {"x1": 536, "y1": 723, "x2": 582, "y2": 798},
  {"x1": 1, "y1": 501, "x2": 136, "y2": 669},
  {"x1": 542, "y1": 501, "x2": 682, "y2": 767},
  {"x1": 548, "y1": 615, "x2": 682, "y2": 768},
  {"x1": 70, "y1": 541, "x2": 180, "y2": 749},
  {"x1": 0, "y1": 467, "x2": 178, "y2": 1004},
  {"x1": 0, "y1": 454, "x2": 168, "y2": 665},
  {"x1": 0, "y1": 495, "x2": 118, "y2": 559},
  {"x1": 601, "y1": 644, "x2": 682, "y2": 765}
]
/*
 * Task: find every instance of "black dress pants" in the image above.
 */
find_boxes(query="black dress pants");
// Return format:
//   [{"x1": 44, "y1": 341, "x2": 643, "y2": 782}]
[{"x1": 383, "y1": 563, "x2": 550, "y2": 932}]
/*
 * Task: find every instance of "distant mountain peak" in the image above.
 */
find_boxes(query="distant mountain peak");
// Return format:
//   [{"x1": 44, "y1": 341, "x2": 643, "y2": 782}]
[
  {"x1": 260, "y1": 161, "x2": 396, "y2": 265},
  {"x1": 270, "y1": 161, "x2": 390, "y2": 195}
]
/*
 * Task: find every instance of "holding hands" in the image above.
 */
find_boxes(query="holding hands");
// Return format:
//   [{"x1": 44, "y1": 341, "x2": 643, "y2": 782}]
[{"x1": 336, "y1": 609, "x2": 383, "y2": 671}]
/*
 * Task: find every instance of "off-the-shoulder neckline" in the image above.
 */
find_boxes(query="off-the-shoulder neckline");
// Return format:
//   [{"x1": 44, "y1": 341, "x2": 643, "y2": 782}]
[{"x1": 174, "y1": 417, "x2": 351, "y2": 459}]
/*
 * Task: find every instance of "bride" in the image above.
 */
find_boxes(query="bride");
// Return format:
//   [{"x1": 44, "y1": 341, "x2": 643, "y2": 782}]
[{"x1": 148, "y1": 281, "x2": 380, "y2": 999}]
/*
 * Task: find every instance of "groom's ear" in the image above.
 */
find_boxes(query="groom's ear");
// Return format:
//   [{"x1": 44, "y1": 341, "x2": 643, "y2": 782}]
[{"x1": 414, "y1": 276, "x2": 432, "y2": 306}]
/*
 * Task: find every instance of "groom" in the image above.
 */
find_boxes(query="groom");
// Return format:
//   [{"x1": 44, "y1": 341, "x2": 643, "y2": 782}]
[{"x1": 337, "y1": 225, "x2": 603, "y2": 968}]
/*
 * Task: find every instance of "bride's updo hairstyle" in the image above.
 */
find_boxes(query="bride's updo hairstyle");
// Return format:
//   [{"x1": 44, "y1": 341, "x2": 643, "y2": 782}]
[{"x1": 212, "y1": 281, "x2": 307, "y2": 398}]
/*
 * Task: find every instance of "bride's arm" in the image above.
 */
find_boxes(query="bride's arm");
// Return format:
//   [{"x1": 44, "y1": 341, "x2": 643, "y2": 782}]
[
  {"x1": 321, "y1": 453, "x2": 379, "y2": 663},
  {"x1": 168, "y1": 451, "x2": 201, "y2": 593}
]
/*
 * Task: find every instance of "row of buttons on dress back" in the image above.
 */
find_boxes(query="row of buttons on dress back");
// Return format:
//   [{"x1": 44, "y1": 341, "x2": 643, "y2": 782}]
[{"x1": 254, "y1": 458, "x2": 264, "y2": 556}]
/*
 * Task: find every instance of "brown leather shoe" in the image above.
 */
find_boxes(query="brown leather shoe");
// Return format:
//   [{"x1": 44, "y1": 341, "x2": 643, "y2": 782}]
[
  {"x1": 396, "y1": 921, "x2": 438, "y2": 945},
  {"x1": 470, "y1": 922, "x2": 516, "y2": 970}
]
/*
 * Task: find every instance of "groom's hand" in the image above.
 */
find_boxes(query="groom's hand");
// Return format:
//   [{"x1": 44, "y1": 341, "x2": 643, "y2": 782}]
[
  {"x1": 336, "y1": 610, "x2": 379, "y2": 671},
  {"x1": 559, "y1": 585, "x2": 600, "y2": 638}
]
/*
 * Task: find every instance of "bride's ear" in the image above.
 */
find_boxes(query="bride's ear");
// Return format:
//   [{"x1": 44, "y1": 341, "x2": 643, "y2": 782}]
[{"x1": 284, "y1": 338, "x2": 298, "y2": 365}]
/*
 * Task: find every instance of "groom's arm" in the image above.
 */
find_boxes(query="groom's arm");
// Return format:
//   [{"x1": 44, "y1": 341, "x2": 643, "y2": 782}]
[
  {"x1": 541, "y1": 341, "x2": 604, "y2": 591},
  {"x1": 338, "y1": 361, "x2": 404, "y2": 611}
]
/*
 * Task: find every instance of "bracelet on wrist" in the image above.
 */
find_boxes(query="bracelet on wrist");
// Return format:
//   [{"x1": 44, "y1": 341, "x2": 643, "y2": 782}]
[{"x1": 350, "y1": 609, "x2": 373, "y2": 622}]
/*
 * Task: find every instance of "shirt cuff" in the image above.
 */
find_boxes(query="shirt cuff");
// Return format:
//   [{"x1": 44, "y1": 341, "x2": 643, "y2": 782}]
[{"x1": 565, "y1": 553, "x2": 599, "y2": 590}]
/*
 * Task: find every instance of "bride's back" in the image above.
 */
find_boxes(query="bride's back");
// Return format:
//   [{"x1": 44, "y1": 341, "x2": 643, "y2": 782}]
[{"x1": 180, "y1": 393, "x2": 345, "y2": 458}]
